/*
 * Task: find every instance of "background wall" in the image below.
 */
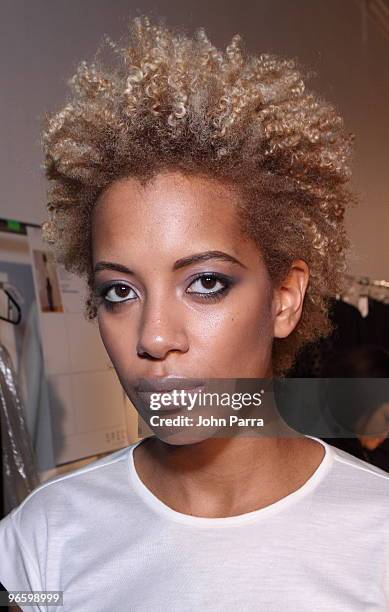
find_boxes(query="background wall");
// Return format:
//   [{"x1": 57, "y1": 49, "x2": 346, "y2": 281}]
[{"x1": 1, "y1": 0, "x2": 388, "y2": 278}]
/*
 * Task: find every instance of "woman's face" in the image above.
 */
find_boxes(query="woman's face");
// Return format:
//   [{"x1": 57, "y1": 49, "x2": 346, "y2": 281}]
[{"x1": 91, "y1": 171, "x2": 307, "y2": 442}]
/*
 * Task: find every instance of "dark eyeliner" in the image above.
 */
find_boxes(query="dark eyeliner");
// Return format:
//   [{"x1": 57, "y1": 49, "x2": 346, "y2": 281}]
[
  {"x1": 186, "y1": 272, "x2": 234, "y2": 302},
  {"x1": 93, "y1": 281, "x2": 135, "y2": 311}
]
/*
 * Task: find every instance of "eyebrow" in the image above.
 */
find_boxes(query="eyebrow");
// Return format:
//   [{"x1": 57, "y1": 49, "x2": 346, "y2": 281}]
[{"x1": 93, "y1": 251, "x2": 247, "y2": 275}]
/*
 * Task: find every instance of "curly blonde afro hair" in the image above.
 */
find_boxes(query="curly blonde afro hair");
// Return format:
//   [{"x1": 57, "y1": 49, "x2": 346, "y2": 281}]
[{"x1": 41, "y1": 15, "x2": 356, "y2": 376}]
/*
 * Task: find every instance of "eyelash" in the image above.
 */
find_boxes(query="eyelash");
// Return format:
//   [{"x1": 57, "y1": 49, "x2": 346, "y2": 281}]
[{"x1": 95, "y1": 273, "x2": 233, "y2": 311}]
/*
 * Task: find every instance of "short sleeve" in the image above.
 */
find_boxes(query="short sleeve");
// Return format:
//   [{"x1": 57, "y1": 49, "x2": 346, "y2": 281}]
[{"x1": 0, "y1": 509, "x2": 43, "y2": 597}]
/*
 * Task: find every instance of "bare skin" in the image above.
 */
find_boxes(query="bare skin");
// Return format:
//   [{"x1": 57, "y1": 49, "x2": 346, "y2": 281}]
[
  {"x1": 357, "y1": 401, "x2": 389, "y2": 450},
  {"x1": 91, "y1": 170, "x2": 325, "y2": 518}
]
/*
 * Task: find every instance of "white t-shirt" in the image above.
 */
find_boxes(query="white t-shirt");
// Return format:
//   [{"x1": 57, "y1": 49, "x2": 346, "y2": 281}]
[{"x1": 1, "y1": 436, "x2": 388, "y2": 612}]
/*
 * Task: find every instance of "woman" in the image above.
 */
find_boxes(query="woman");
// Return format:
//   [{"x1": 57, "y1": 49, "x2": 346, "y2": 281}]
[{"x1": 0, "y1": 16, "x2": 388, "y2": 611}]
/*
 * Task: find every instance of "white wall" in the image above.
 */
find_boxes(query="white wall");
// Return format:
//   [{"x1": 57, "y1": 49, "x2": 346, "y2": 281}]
[{"x1": 1, "y1": 0, "x2": 388, "y2": 278}]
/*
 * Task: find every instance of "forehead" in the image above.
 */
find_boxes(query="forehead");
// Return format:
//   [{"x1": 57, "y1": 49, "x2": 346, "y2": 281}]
[{"x1": 92, "y1": 171, "x2": 253, "y2": 259}]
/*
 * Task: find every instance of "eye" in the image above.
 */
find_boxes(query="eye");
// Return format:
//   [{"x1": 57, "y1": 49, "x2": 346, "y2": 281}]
[
  {"x1": 103, "y1": 282, "x2": 137, "y2": 303},
  {"x1": 186, "y1": 273, "x2": 231, "y2": 299}
]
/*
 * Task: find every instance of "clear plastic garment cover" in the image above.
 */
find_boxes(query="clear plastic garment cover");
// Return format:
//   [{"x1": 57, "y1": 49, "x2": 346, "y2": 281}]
[{"x1": 0, "y1": 344, "x2": 39, "y2": 515}]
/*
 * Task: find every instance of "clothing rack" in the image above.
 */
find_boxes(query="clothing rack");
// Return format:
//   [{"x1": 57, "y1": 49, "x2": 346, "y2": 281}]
[
  {"x1": 342, "y1": 274, "x2": 389, "y2": 304},
  {"x1": 344, "y1": 273, "x2": 389, "y2": 290},
  {"x1": 336, "y1": 273, "x2": 389, "y2": 317}
]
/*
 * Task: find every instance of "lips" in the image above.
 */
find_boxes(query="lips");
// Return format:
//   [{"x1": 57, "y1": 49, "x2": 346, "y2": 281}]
[{"x1": 134, "y1": 377, "x2": 206, "y2": 393}]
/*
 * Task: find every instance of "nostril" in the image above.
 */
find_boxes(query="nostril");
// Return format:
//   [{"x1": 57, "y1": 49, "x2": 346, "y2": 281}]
[{"x1": 137, "y1": 350, "x2": 160, "y2": 360}]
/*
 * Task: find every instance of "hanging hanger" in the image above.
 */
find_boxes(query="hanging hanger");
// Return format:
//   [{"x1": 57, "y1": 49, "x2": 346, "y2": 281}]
[
  {"x1": 0, "y1": 281, "x2": 21, "y2": 325},
  {"x1": 358, "y1": 276, "x2": 370, "y2": 318}
]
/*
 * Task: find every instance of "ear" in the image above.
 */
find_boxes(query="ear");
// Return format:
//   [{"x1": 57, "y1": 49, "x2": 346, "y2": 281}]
[{"x1": 272, "y1": 259, "x2": 310, "y2": 339}]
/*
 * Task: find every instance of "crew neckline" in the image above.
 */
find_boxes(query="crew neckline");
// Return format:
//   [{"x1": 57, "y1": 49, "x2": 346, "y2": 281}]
[{"x1": 127, "y1": 435, "x2": 334, "y2": 527}]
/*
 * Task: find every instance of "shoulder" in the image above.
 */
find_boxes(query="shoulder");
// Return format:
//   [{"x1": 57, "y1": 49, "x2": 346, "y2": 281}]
[
  {"x1": 0, "y1": 443, "x2": 138, "y2": 593},
  {"x1": 0, "y1": 443, "x2": 136, "y2": 548},
  {"x1": 317, "y1": 438, "x2": 389, "y2": 517},
  {"x1": 329, "y1": 441, "x2": 389, "y2": 486},
  {"x1": 17, "y1": 443, "x2": 135, "y2": 516}
]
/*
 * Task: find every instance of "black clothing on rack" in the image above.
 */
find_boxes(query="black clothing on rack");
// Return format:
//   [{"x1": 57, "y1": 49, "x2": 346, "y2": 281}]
[
  {"x1": 289, "y1": 295, "x2": 389, "y2": 472},
  {"x1": 289, "y1": 297, "x2": 389, "y2": 378},
  {"x1": 322, "y1": 437, "x2": 389, "y2": 473}
]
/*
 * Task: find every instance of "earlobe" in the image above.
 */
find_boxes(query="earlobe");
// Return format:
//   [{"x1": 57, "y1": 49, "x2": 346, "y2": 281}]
[{"x1": 273, "y1": 260, "x2": 309, "y2": 339}]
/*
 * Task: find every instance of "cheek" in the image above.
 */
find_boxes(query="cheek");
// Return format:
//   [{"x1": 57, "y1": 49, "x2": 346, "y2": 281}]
[
  {"x1": 96, "y1": 311, "x2": 135, "y2": 374},
  {"x1": 192, "y1": 291, "x2": 274, "y2": 376}
]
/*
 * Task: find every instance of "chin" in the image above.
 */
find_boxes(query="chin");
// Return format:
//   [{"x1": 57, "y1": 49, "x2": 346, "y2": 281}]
[
  {"x1": 147, "y1": 420, "x2": 223, "y2": 446},
  {"x1": 155, "y1": 431, "x2": 213, "y2": 446}
]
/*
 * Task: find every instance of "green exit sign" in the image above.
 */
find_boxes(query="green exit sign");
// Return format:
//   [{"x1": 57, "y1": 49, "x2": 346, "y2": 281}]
[{"x1": 7, "y1": 219, "x2": 22, "y2": 232}]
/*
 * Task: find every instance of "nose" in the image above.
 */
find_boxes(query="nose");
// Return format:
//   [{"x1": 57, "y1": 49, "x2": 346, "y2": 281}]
[{"x1": 136, "y1": 296, "x2": 189, "y2": 360}]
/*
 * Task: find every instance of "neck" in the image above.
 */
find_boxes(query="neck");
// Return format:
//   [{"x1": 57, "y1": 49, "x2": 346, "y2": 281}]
[{"x1": 133, "y1": 431, "x2": 325, "y2": 518}]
